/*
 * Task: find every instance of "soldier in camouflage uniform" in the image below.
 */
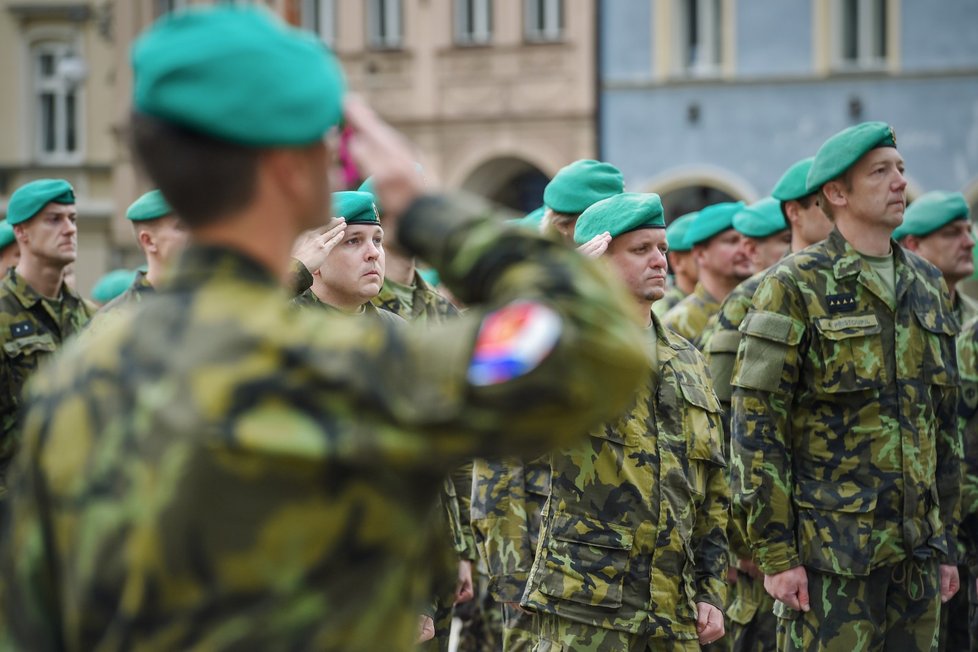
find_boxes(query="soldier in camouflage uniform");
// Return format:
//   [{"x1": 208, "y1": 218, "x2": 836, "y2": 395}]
[
  {"x1": 100, "y1": 190, "x2": 188, "y2": 312},
  {"x1": 0, "y1": 7, "x2": 648, "y2": 651},
  {"x1": 897, "y1": 193, "x2": 978, "y2": 651},
  {"x1": 894, "y1": 191, "x2": 978, "y2": 327},
  {"x1": 731, "y1": 122, "x2": 962, "y2": 651},
  {"x1": 701, "y1": 157, "x2": 832, "y2": 652},
  {"x1": 956, "y1": 313, "x2": 978, "y2": 651},
  {"x1": 471, "y1": 161, "x2": 626, "y2": 651},
  {"x1": 662, "y1": 202, "x2": 751, "y2": 347},
  {"x1": 519, "y1": 192, "x2": 730, "y2": 651},
  {"x1": 0, "y1": 178, "x2": 94, "y2": 491},
  {"x1": 0, "y1": 220, "x2": 20, "y2": 276},
  {"x1": 653, "y1": 212, "x2": 698, "y2": 319},
  {"x1": 292, "y1": 190, "x2": 402, "y2": 328}
]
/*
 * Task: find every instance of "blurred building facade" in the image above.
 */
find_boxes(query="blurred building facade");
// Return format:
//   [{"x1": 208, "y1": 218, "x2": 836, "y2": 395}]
[
  {"x1": 599, "y1": 0, "x2": 978, "y2": 221},
  {"x1": 0, "y1": 0, "x2": 596, "y2": 294}
]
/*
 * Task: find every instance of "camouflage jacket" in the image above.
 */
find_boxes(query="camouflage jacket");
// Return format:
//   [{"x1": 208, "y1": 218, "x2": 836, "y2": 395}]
[
  {"x1": 99, "y1": 269, "x2": 155, "y2": 313},
  {"x1": 0, "y1": 268, "x2": 93, "y2": 488},
  {"x1": 661, "y1": 282, "x2": 720, "y2": 347},
  {"x1": 956, "y1": 315, "x2": 978, "y2": 569},
  {"x1": 523, "y1": 315, "x2": 729, "y2": 639},
  {"x1": 652, "y1": 284, "x2": 686, "y2": 319},
  {"x1": 731, "y1": 229, "x2": 962, "y2": 578},
  {"x1": 0, "y1": 195, "x2": 647, "y2": 652},
  {"x1": 954, "y1": 291, "x2": 978, "y2": 327},
  {"x1": 470, "y1": 455, "x2": 550, "y2": 601}
]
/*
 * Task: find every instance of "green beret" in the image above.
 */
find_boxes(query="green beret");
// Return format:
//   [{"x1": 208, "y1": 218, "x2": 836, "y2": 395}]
[
  {"x1": 126, "y1": 190, "x2": 172, "y2": 222},
  {"x1": 418, "y1": 267, "x2": 440, "y2": 287},
  {"x1": 733, "y1": 197, "x2": 788, "y2": 239},
  {"x1": 92, "y1": 269, "x2": 137, "y2": 304},
  {"x1": 510, "y1": 205, "x2": 545, "y2": 231},
  {"x1": 544, "y1": 160, "x2": 625, "y2": 214},
  {"x1": 772, "y1": 157, "x2": 816, "y2": 202},
  {"x1": 665, "y1": 212, "x2": 697, "y2": 253},
  {"x1": 132, "y1": 6, "x2": 346, "y2": 146},
  {"x1": 807, "y1": 121, "x2": 897, "y2": 191},
  {"x1": 686, "y1": 201, "x2": 745, "y2": 247},
  {"x1": 892, "y1": 191, "x2": 970, "y2": 240},
  {"x1": 0, "y1": 221, "x2": 15, "y2": 250},
  {"x1": 573, "y1": 192, "x2": 664, "y2": 245},
  {"x1": 332, "y1": 191, "x2": 380, "y2": 225},
  {"x1": 6, "y1": 179, "x2": 75, "y2": 226}
]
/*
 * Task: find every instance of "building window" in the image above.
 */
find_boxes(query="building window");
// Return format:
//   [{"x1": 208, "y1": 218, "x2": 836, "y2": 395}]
[
  {"x1": 455, "y1": 0, "x2": 492, "y2": 46},
  {"x1": 835, "y1": 0, "x2": 888, "y2": 68},
  {"x1": 33, "y1": 42, "x2": 83, "y2": 163},
  {"x1": 301, "y1": 0, "x2": 336, "y2": 46},
  {"x1": 524, "y1": 0, "x2": 562, "y2": 43},
  {"x1": 368, "y1": 0, "x2": 402, "y2": 49},
  {"x1": 674, "y1": 0, "x2": 722, "y2": 76}
]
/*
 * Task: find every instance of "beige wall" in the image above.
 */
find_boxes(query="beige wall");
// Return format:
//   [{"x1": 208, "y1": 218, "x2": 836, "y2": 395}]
[{"x1": 2, "y1": 0, "x2": 596, "y2": 295}]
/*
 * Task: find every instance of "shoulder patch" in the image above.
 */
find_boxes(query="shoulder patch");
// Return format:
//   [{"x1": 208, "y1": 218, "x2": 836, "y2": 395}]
[{"x1": 467, "y1": 301, "x2": 562, "y2": 386}]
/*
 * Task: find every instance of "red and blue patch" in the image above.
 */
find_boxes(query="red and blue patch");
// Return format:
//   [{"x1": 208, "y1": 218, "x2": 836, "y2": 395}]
[{"x1": 467, "y1": 301, "x2": 563, "y2": 386}]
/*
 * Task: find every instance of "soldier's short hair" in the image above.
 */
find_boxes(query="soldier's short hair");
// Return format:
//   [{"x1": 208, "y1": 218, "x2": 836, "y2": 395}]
[{"x1": 129, "y1": 112, "x2": 260, "y2": 227}]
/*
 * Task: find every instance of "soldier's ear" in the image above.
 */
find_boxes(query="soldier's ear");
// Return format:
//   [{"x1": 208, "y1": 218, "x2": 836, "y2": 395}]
[
  {"x1": 12, "y1": 224, "x2": 28, "y2": 244},
  {"x1": 822, "y1": 179, "x2": 848, "y2": 210}
]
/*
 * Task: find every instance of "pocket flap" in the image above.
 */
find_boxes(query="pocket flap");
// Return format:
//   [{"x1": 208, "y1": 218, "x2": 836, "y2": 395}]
[
  {"x1": 678, "y1": 382, "x2": 721, "y2": 413},
  {"x1": 913, "y1": 308, "x2": 957, "y2": 337},
  {"x1": 814, "y1": 314, "x2": 881, "y2": 340},
  {"x1": 706, "y1": 329, "x2": 741, "y2": 354},
  {"x1": 550, "y1": 512, "x2": 633, "y2": 550},
  {"x1": 3, "y1": 333, "x2": 57, "y2": 357},
  {"x1": 793, "y1": 480, "x2": 878, "y2": 513},
  {"x1": 740, "y1": 311, "x2": 803, "y2": 345}
]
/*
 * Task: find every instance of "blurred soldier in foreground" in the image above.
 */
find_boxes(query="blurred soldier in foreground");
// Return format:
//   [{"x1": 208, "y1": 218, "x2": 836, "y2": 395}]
[
  {"x1": 662, "y1": 201, "x2": 751, "y2": 346},
  {"x1": 732, "y1": 122, "x2": 962, "y2": 651},
  {"x1": 653, "y1": 212, "x2": 698, "y2": 318},
  {"x1": 0, "y1": 178, "x2": 93, "y2": 489},
  {"x1": 955, "y1": 309, "x2": 978, "y2": 651},
  {"x1": 0, "y1": 6, "x2": 647, "y2": 651},
  {"x1": 700, "y1": 156, "x2": 832, "y2": 652},
  {"x1": 519, "y1": 192, "x2": 729, "y2": 651}
]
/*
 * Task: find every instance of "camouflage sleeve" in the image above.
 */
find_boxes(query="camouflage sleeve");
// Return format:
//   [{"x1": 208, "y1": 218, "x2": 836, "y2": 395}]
[
  {"x1": 288, "y1": 258, "x2": 313, "y2": 296},
  {"x1": 304, "y1": 193, "x2": 647, "y2": 465},
  {"x1": 731, "y1": 276, "x2": 807, "y2": 575},
  {"x1": 470, "y1": 457, "x2": 536, "y2": 602},
  {"x1": 450, "y1": 462, "x2": 478, "y2": 561},
  {"x1": 958, "y1": 320, "x2": 978, "y2": 569},
  {"x1": 694, "y1": 460, "x2": 730, "y2": 610}
]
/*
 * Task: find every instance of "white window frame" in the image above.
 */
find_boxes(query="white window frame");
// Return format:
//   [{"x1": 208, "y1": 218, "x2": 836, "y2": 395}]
[
  {"x1": 523, "y1": 0, "x2": 562, "y2": 43},
  {"x1": 301, "y1": 0, "x2": 337, "y2": 47},
  {"x1": 832, "y1": 0, "x2": 888, "y2": 70},
  {"x1": 673, "y1": 0, "x2": 723, "y2": 78},
  {"x1": 31, "y1": 40, "x2": 84, "y2": 165},
  {"x1": 368, "y1": 0, "x2": 403, "y2": 50},
  {"x1": 455, "y1": 0, "x2": 492, "y2": 46}
]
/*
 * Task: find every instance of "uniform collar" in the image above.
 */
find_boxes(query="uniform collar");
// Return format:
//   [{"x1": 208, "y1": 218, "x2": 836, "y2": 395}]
[
  {"x1": 2, "y1": 267, "x2": 83, "y2": 309},
  {"x1": 650, "y1": 309, "x2": 690, "y2": 366},
  {"x1": 827, "y1": 228, "x2": 913, "y2": 306}
]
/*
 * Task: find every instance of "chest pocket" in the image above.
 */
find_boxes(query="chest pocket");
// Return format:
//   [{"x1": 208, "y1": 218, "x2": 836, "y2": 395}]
[
  {"x1": 538, "y1": 511, "x2": 633, "y2": 609},
  {"x1": 680, "y1": 381, "x2": 725, "y2": 499},
  {"x1": 912, "y1": 307, "x2": 957, "y2": 387},
  {"x1": 813, "y1": 314, "x2": 884, "y2": 393}
]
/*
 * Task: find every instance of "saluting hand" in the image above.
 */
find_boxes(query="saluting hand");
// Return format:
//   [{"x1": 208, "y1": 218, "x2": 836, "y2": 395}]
[{"x1": 292, "y1": 217, "x2": 346, "y2": 273}]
